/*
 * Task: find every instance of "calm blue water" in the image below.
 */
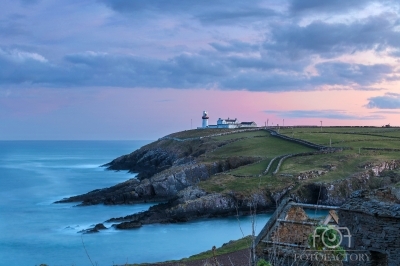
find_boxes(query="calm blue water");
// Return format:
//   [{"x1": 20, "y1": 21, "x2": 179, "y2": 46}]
[{"x1": 0, "y1": 141, "x2": 273, "y2": 266}]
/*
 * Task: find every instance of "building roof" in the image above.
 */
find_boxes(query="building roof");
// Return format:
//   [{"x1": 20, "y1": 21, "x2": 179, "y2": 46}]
[
  {"x1": 240, "y1": 121, "x2": 256, "y2": 125},
  {"x1": 255, "y1": 199, "x2": 340, "y2": 261}
]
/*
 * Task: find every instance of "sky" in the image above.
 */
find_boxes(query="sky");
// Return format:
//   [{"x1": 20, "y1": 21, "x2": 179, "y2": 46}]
[{"x1": 1, "y1": 0, "x2": 400, "y2": 140}]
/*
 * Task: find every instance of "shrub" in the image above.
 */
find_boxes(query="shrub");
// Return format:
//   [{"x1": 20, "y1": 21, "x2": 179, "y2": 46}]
[{"x1": 257, "y1": 258, "x2": 271, "y2": 266}]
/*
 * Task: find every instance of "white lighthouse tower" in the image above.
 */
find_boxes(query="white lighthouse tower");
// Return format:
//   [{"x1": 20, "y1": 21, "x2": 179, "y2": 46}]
[{"x1": 202, "y1": 111, "x2": 209, "y2": 128}]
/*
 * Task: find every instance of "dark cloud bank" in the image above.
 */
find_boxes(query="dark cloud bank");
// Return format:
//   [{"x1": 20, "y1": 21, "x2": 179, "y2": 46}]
[{"x1": 1, "y1": 0, "x2": 399, "y2": 96}]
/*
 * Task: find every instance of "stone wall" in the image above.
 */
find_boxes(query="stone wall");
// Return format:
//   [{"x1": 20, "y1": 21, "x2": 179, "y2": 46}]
[
  {"x1": 266, "y1": 129, "x2": 332, "y2": 150},
  {"x1": 339, "y1": 210, "x2": 399, "y2": 266},
  {"x1": 338, "y1": 188, "x2": 400, "y2": 266}
]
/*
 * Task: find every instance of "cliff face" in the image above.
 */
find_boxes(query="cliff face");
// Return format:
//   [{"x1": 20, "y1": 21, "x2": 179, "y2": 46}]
[
  {"x1": 56, "y1": 156, "x2": 259, "y2": 205},
  {"x1": 102, "y1": 142, "x2": 188, "y2": 179},
  {"x1": 102, "y1": 137, "x2": 245, "y2": 179}
]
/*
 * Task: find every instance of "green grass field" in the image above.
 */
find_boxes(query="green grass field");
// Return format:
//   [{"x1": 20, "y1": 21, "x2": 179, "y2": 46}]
[
  {"x1": 203, "y1": 132, "x2": 315, "y2": 177},
  {"x1": 196, "y1": 127, "x2": 400, "y2": 194},
  {"x1": 212, "y1": 130, "x2": 269, "y2": 141},
  {"x1": 209, "y1": 135, "x2": 315, "y2": 159},
  {"x1": 229, "y1": 159, "x2": 271, "y2": 176}
]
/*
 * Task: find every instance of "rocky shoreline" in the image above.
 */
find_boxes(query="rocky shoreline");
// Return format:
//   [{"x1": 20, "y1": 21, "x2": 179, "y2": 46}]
[{"x1": 55, "y1": 130, "x2": 400, "y2": 233}]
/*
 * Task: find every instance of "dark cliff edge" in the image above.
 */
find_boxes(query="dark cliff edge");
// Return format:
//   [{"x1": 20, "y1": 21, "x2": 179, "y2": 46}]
[{"x1": 102, "y1": 135, "x2": 250, "y2": 178}]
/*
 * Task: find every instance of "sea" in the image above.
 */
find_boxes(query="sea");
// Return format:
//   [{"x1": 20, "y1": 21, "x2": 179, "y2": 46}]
[{"x1": 0, "y1": 140, "x2": 274, "y2": 266}]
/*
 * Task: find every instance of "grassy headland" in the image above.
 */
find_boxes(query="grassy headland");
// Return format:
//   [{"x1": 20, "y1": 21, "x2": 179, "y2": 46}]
[{"x1": 84, "y1": 126, "x2": 400, "y2": 266}]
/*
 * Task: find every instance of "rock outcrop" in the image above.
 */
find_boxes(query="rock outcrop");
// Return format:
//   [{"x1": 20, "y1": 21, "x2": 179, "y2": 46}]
[
  {"x1": 78, "y1": 223, "x2": 107, "y2": 234},
  {"x1": 56, "y1": 156, "x2": 259, "y2": 205},
  {"x1": 102, "y1": 141, "x2": 191, "y2": 180},
  {"x1": 107, "y1": 186, "x2": 275, "y2": 229},
  {"x1": 291, "y1": 160, "x2": 400, "y2": 206}
]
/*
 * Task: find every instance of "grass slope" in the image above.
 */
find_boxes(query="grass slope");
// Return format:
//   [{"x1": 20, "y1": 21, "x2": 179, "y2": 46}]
[{"x1": 208, "y1": 134, "x2": 314, "y2": 159}]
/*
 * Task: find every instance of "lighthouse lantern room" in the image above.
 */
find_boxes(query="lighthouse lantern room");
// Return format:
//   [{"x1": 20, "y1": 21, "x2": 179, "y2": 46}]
[{"x1": 202, "y1": 111, "x2": 209, "y2": 128}]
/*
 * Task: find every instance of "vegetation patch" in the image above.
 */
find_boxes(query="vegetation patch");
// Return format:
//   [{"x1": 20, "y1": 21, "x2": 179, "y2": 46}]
[
  {"x1": 198, "y1": 174, "x2": 291, "y2": 196},
  {"x1": 166, "y1": 128, "x2": 237, "y2": 139},
  {"x1": 182, "y1": 236, "x2": 252, "y2": 261},
  {"x1": 229, "y1": 158, "x2": 271, "y2": 176},
  {"x1": 129, "y1": 236, "x2": 252, "y2": 265}
]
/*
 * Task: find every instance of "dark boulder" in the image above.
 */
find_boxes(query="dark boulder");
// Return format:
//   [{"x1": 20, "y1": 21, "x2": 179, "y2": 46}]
[
  {"x1": 79, "y1": 223, "x2": 107, "y2": 234},
  {"x1": 115, "y1": 221, "x2": 142, "y2": 229}
]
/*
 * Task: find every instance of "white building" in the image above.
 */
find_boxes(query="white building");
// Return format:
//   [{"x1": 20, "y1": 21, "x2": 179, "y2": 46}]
[
  {"x1": 213, "y1": 118, "x2": 239, "y2": 128},
  {"x1": 198, "y1": 111, "x2": 257, "y2": 129}
]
